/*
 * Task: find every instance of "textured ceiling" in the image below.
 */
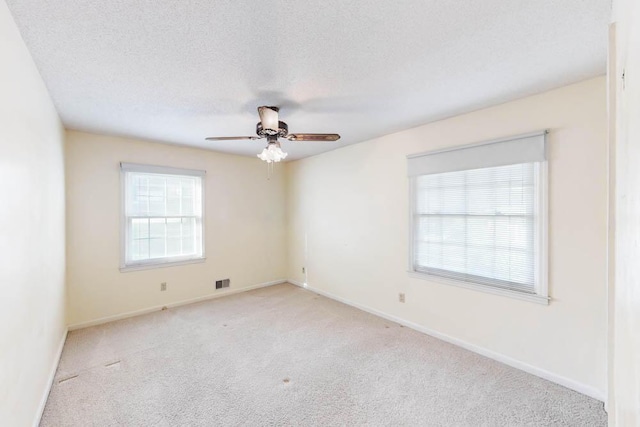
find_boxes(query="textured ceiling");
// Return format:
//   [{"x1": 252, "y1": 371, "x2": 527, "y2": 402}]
[{"x1": 6, "y1": 0, "x2": 610, "y2": 160}]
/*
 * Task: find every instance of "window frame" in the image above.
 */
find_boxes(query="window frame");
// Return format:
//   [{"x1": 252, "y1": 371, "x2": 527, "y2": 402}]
[
  {"x1": 407, "y1": 140, "x2": 549, "y2": 305},
  {"x1": 119, "y1": 163, "x2": 206, "y2": 272}
]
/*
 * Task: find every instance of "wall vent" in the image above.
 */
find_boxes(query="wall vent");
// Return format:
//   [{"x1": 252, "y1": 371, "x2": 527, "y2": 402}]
[{"x1": 215, "y1": 279, "x2": 230, "y2": 289}]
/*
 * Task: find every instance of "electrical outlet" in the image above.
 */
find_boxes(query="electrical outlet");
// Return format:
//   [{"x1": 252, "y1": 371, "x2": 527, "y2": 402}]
[
  {"x1": 160, "y1": 282, "x2": 167, "y2": 292},
  {"x1": 215, "y1": 279, "x2": 230, "y2": 289},
  {"x1": 399, "y1": 293, "x2": 405, "y2": 303},
  {"x1": 302, "y1": 267, "x2": 306, "y2": 274}
]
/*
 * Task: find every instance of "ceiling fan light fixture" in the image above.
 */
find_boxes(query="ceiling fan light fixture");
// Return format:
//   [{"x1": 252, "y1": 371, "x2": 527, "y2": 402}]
[
  {"x1": 258, "y1": 106, "x2": 280, "y2": 134},
  {"x1": 257, "y1": 141, "x2": 288, "y2": 163},
  {"x1": 205, "y1": 106, "x2": 340, "y2": 164}
]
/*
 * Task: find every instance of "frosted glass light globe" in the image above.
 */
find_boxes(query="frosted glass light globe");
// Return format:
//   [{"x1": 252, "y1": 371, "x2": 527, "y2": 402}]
[{"x1": 257, "y1": 142, "x2": 288, "y2": 163}]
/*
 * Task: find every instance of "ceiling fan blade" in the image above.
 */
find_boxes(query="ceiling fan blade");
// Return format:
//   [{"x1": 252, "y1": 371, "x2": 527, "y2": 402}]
[
  {"x1": 286, "y1": 133, "x2": 341, "y2": 142},
  {"x1": 205, "y1": 136, "x2": 260, "y2": 141},
  {"x1": 258, "y1": 106, "x2": 279, "y2": 132}
]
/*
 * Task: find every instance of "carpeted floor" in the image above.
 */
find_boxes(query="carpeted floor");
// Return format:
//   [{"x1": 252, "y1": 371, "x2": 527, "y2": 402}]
[{"x1": 42, "y1": 283, "x2": 607, "y2": 426}]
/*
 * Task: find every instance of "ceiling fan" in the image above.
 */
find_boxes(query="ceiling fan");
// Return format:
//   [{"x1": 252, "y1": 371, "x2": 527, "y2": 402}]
[{"x1": 205, "y1": 106, "x2": 340, "y2": 163}]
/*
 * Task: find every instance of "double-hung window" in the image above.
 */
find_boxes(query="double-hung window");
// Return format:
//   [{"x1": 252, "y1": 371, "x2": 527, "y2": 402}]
[
  {"x1": 408, "y1": 132, "x2": 548, "y2": 303},
  {"x1": 120, "y1": 163, "x2": 205, "y2": 271}
]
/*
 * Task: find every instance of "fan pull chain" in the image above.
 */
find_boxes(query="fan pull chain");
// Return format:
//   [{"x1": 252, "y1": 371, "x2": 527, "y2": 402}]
[{"x1": 266, "y1": 161, "x2": 274, "y2": 180}]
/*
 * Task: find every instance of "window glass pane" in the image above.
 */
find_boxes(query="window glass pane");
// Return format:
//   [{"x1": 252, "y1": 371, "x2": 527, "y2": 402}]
[
  {"x1": 130, "y1": 218, "x2": 150, "y2": 261},
  {"x1": 130, "y1": 176, "x2": 149, "y2": 216},
  {"x1": 150, "y1": 238, "x2": 166, "y2": 259},
  {"x1": 182, "y1": 217, "x2": 195, "y2": 253},
  {"x1": 132, "y1": 218, "x2": 149, "y2": 239},
  {"x1": 442, "y1": 242, "x2": 465, "y2": 272},
  {"x1": 124, "y1": 169, "x2": 203, "y2": 266},
  {"x1": 131, "y1": 239, "x2": 149, "y2": 261},
  {"x1": 466, "y1": 245, "x2": 494, "y2": 280},
  {"x1": 166, "y1": 178, "x2": 182, "y2": 216},
  {"x1": 182, "y1": 217, "x2": 194, "y2": 236},
  {"x1": 467, "y1": 184, "x2": 495, "y2": 215},
  {"x1": 181, "y1": 179, "x2": 196, "y2": 216},
  {"x1": 182, "y1": 236, "x2": 195, "y2": 254},
  {"x1": 166, "y1": 218, "x2": 181, "y2": 257},
  {"x1": 148, "y1": 177, "x2": 165, "y2": 216},
  {"x1": 149, "y1": 218, "x2": 166, "y2": 238},
  {"x1": 442, "y1": 216, "x2": 465, "y2": 245},
  {"x1": 149, "y1": 218, "x2": 166, "y2": 258},
  {"x1": 414, "y1": 162, "x2": 538, "y2": 291}
]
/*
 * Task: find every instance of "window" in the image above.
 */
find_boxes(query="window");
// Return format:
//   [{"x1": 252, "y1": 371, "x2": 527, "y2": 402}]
[
  {"x1": 408, "y1": 132, "x2": 548, "y2": 303},
  {"x1": 120, "y1": 163, "x2": 205, "y2": 271}
]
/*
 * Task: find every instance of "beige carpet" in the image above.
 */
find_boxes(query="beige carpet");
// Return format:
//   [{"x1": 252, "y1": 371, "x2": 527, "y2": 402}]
[{"x1": 42, "y1": 283, "x2": 606, "y2": 426}]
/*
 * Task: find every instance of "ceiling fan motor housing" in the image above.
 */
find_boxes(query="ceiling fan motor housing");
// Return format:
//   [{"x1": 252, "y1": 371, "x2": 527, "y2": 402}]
[{"x1": 256, "y1": 120, "x2": 288, "y2": 138}]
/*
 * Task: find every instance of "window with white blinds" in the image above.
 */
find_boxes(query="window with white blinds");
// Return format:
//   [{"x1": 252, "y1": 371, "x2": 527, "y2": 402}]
[
  {"x1": 408, "y1": 132, "x2": 548, "y2": 301},
  {"x1": 121, "y1": 163, "x2": 205, "y2": 270}
]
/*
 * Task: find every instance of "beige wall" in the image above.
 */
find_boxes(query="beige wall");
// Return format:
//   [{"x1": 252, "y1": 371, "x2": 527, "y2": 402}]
[
  {"x1": 286, "y1": 77, "x2": 608, "y2": 398},
  {"x1": 610, "y1": 0, "x2": 640, "y2": 423},
  {"x1": 0, "y1": 1, "x2": 67, "y2": 426},
  {"x1": 65, "y1": 131, "x2": 287, "y2": 326}
]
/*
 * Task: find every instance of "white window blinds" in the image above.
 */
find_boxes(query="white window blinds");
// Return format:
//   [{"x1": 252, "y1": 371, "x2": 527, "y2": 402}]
[
  {"x1": 408, "y1": 132, "x2": 547, "y2": 297},
  {"x1": 121, "y1": 163, "x2": 205, "y2": 269}
]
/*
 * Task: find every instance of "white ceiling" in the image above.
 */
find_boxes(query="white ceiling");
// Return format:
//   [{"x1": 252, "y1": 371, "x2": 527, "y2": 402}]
[{"x1": 7, "y1": 0, "x2": 610, "y2": 160}]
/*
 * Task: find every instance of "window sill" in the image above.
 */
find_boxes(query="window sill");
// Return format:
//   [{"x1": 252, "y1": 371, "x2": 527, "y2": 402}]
[
  {"x1": 407, "y1": 270, "x2": 550, "y2": 305},
  {"x1": 120, "y1": 257, "x2": 206, "y2": 273}
]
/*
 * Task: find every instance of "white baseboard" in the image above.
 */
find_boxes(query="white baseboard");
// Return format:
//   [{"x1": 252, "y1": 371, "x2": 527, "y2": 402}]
[
  {"x1": 33, "y1": 328, "x2": 68, "y2": 427},
  {"x1": 287, "y1": 279, "x2": 306, "y2": 288},
  {"x1": 289, "y1": 280, "x2": 605, "y2": 403},
  {"x1": 68, "y1": 279, "x2": 287, "y2": 331}
]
